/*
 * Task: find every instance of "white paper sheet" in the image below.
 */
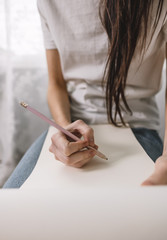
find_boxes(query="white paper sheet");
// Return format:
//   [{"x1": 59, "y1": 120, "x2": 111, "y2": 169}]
[
  {"x1": 22, "y1": 124, "x2": 154, "y2": 189},
  {"x1": 1, "y1": 125, "x2": 167, "y2": 240}
]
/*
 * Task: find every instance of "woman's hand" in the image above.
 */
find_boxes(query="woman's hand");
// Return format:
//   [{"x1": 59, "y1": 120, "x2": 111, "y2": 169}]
[
  {"x1": 141, "y1": 154, "x2": 167, "y2": 185},
  {"x1": 49, "y1": 120, "x2": 98, "y2": 168}
]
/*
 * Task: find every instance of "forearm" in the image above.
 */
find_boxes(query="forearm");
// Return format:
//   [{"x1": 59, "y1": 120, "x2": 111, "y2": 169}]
[
  {"x1": 47, "y1": 83, "x2": 71, "y2": 127},
  {"x1": 162, "y1": 88, "x2": 167, "y2": 155},
  {"x1": 46, "y1": 49, "x2": 71, "y2": 127},
  {"x1": 162, "y1": 44, "x2": 167, "y2": 154},
  {"x1": 163, "y1": 44, "x2": 167, "y2": 154}
]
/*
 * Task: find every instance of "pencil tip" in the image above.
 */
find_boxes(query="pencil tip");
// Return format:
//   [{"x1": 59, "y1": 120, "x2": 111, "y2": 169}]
[{"x1": 20, "y1": 101, "x2": 28, "y2": 108}]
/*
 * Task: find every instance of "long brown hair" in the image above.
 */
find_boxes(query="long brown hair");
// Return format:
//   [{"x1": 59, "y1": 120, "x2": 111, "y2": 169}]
[{"x1": 100, "y1": 0, "x2": 165, "y2": 126}]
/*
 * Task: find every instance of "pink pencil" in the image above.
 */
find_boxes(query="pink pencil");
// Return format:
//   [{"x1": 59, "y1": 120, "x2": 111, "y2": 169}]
[{"x1": 20, "y1": 102, "x2": 108, "y2": 160}]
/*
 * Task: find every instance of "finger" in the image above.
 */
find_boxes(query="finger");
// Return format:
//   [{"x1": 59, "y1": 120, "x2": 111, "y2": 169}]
[
  {"x1": 66, "y1": 120, "x2": 97, "y2": 147},
  {"x1": 141, "y1": 179, "x2": 155, "y2": 186},
  {"x1": 92, "y1": 143, "x2": 98, "y2": 150},
  {"x1": 49, "y1": 143, "x2": 61, "y2": 161},
  {"x1": 57, "y1": 151, "x2": 94, "y2": 167},
  {"x1": 60, "y1": 149, "x2": 96, "y2": 166},
  {"x1": 72, "y1": 157, "x2": 92, "y2": 168},
  {"x1": 141, "y1": 174, "x2": 157, "y2": 185},
  {"x1": 50, "y1": 144, "x2": 72, "y2": 164},
  {"x1": 50, "y1": 138, "x2": 96, "y2": 165},
  {"x1": 49, "y1": 143, "x2": 57, "y2": 154},
  {"x1": 141, "y1": 172, "x2": 166, "y2": 186},
  {"x1": 51, "y1": 131, "x2": 88, "y2": 156},
  {"x1": 77, "y1": 123, "x2": 94, "y2": 146}
]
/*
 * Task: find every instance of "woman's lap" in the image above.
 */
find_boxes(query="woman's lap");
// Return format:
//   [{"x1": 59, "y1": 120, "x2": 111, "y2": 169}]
[
  {"x1": 3, "y1": 130, "x2": 48, "y2": 188},
  {"x1": 3, "y1": 127, "x2": 163, "y2": 188},
  {"x1": 131, "y1": 128, "x2": 163, "y2": 162}
]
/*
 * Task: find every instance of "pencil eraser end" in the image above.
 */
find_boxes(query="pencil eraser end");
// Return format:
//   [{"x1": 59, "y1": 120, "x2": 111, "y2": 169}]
[{"x1": 20, "y1": 102, "x2": 28, "y2": 108}]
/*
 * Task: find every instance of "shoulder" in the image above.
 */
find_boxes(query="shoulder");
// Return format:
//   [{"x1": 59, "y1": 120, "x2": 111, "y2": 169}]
[{"x1": 37, "y1": 0, "x2": 54, "y2": 19}]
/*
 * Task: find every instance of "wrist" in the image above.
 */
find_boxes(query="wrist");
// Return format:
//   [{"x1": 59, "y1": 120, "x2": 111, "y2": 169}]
[
  {"x1": 54, "y1": 117, "x2": 71, "y2": 127},
  {"x1": 162, "y1": 151, "x2": 167, "y2": 157},
  {"x1": 61, "y1": 120, "x2": 71, "y2": 127},
  {"x1": 162, "y1": 144, "x2": 167, "y2": 156}
]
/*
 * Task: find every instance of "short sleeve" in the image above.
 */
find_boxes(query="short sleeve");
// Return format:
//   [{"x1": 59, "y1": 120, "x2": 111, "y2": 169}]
[{"x1": 37, "y1": 0, "x2": 57, "y2": 49}]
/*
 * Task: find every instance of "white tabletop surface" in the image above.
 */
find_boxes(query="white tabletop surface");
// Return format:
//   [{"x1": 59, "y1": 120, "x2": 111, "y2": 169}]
[{"x1": 0, "y1": 187, "x2": 167, "y2": 240}]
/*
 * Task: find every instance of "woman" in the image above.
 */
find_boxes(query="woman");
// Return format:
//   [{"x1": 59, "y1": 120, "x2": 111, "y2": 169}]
[{"x1": 3, "y1": 0, "x2": 167, "y2": 187}]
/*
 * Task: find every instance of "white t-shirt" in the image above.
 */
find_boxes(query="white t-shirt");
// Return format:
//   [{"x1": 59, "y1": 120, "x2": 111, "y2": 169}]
[{"x1": 37, "y1": 0, "x2": 167, "y2": 130}]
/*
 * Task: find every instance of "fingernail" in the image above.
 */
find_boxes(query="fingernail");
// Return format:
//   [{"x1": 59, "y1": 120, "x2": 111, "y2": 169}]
[{"x1": 94, "y1": 144, "x2": 99, "y2": 150}]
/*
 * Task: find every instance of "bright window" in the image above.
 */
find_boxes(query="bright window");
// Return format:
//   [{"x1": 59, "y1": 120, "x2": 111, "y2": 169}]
[{"x1": 0, "y1": 0, "x2": 44, "y2": 55}]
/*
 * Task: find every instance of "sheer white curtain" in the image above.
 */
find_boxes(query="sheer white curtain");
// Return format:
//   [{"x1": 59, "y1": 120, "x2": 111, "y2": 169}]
[{"x1": 0, "y1": 0, "x2": 50, "y2": 186}]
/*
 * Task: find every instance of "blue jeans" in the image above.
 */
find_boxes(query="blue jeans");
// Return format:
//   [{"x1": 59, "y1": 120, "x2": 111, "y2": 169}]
[
  {"x1": 3, "y1": 131, "x2": 48, "y2": 188},
  {"x1": 3, "y1": 128, "x2": 163, "y2": 188}
]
